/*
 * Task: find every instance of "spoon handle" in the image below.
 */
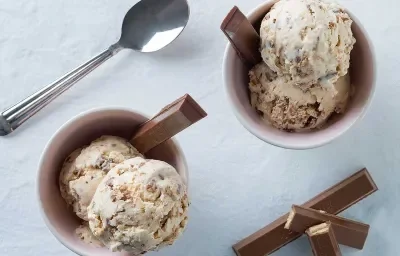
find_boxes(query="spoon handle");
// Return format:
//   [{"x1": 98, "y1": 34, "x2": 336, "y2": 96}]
[{"x1": 0, "y1": 43, "x2": 122, "y2": 136}]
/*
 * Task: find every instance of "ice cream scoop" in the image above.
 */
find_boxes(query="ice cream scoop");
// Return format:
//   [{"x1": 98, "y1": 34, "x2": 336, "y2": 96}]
[
  {"x1": 59, "y1": 136, "x2": 143, "y2": 221},
  {"x1": 249, "y1": 62, "x2": 350, "y2": 131},
  {"x1": 247, "y1": 0, "x2": 354, "y2": 131},
  {"x1": 88, "y1": 157, "x2": 189, "y2": 254},
  {"x1": 260, "y1": 0, "x2": 356, "y2": 88}
]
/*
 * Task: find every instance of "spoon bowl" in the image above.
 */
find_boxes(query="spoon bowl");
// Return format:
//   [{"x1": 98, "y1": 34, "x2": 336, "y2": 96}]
[{"x1": 119, "y1": 0, "x2": 190, "y2": 52}]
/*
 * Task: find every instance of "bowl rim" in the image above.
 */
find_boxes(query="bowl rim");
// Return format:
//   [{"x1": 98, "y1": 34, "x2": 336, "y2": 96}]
[
  {"x1": 36, "y1": 107, "x2": 189, "y2": 256},
  {"x1": 222, "y1": 0, "x2": 377, "y2": 150}
]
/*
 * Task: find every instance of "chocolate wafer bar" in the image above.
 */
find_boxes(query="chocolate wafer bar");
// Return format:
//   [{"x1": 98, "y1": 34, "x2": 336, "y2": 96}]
[
  {"x1": 221, "y1": 6, "x2": 262, "y2": 67},
  {"x1": 130, "y1": 94, "x2": 207, "y2": 153},
  {"x1": 306, "y1": 222, "x2": 342, "y2": 256},
  {"x1": 285, "y1": 205, "x2": 369, "y2": 249},
  {"x1": 232, "y1": 169, "x2": 378, "y2": 256}
]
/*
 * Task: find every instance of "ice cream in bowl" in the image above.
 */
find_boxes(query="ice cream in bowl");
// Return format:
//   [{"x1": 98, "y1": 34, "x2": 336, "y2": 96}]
[
  {"x1": 37, "y1": 97, "x2": 206, "y2": 255},
  {"x1": 222, "y1": 0, "x2": 376, "y2": 149}
]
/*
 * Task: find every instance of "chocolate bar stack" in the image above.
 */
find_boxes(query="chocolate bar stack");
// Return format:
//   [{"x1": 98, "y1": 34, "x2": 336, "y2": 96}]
[
  {"x1": 285, "y1": 205, "x2": 369, "y2": 255},
  {"x1": 233, "y1": 169, "x2": 378, "y2": 256}
]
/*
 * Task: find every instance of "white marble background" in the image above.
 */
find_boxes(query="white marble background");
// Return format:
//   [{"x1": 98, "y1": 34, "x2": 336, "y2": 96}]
[{"x1": 0, "y1": 0, "x2": 396, "y2": 255}]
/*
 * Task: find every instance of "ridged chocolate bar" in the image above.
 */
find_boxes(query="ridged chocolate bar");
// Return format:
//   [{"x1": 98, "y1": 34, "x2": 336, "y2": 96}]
[
  {"x1": 286, "y1": 205, "x2": 369, "y2": 249},
  {"x1": 306, "y1": 222, "x2": 342, "y2": 256},
  {"x1": 233, "y1": 169, "x2": 378, "y2": 256}
]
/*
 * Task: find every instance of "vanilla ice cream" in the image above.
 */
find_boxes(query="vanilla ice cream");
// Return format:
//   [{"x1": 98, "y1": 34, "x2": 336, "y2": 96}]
[
  {"x1": 249, "y1": 62, "x2": 350, "y2": 131},
  {"x1": 260, "y1": 0, "x2": 356, "y2": 88},
  {"x1": 88, "y1": 157, "x2": 189, "y2": 254},
  {"x1": 76, "y1": 222, "x2": 104, "y2": 248},
  {"x1": 59, "y1": 136, "x2": 143, "y2": 220}
]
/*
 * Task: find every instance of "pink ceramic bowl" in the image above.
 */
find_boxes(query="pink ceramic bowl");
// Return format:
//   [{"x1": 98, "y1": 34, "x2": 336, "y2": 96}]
[
  {"x1": 223, "y1": 0, "x2": 376, "y2": 149},
  {"x1": 37, "y1": 108, "x2": 189, "y2": 256}
]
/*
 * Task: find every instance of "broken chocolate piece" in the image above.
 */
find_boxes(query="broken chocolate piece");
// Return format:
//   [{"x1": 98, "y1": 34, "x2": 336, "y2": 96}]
[
  {"x1": 306, "y1": 222, "x2": 342, "y2": 256},
  {"x1": 232, "y1": 169, "x2": 377, "y2": 256},
  {"x1": 285, "y1": 205, "x2": 369, "y2": 249},
  {"x1": 221, "y1": 6, "x2": 262, "y2": 67},
  {"x1": 130, "y1": 94, "x2": 207, "y2": 153}
]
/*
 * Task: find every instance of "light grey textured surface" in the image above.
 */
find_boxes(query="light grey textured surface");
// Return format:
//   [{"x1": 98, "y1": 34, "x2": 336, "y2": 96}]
[{"x1": 0, "y1": 0, "x2": 393, "y2": 255}]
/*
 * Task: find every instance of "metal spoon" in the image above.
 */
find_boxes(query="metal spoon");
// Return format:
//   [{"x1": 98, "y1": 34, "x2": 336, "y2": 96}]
[{"x1": 0, "y1": 0, "x2": 190, "y2": 136}]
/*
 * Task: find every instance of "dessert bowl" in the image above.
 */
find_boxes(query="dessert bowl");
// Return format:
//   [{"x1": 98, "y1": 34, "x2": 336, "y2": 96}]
[
  {"x1": 222, "y1": 0, "x2": 376, "y2": 149},
  {"x1": 37, "y1": 108, "x2": 189, "y2": 256}
]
